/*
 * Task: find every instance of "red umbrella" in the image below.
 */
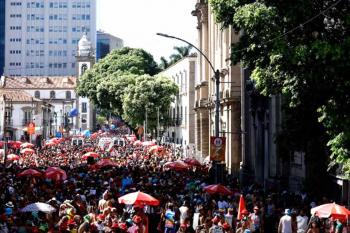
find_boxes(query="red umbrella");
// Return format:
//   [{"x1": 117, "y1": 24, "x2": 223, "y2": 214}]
[
  {"x1": 96, "y1": 158, "x2": 118, "y2": 168},
  {"x1": 184, "y1": 158, "x2": 202, "y2": 166},
  {"x1": 82, "y1": 152, "x2": 100, "y2": 159},
  {"x1": 142, "y1": 141, "x2": 156, "y2": 147},
  {"x1": 164, "y1": 161, "x2": 190, "y2": 171},
  {"x1": 311, "y1": 203, "x2": 350, "y2": 221},
  {"x1": 21, "y1": 142, "x2": 34, "y2": 148},
  {"x1": 203, "y1": 184, "x2": 233, "y2": 195},
  {"x1": 45, "y1": 142, "x2": 56, "y2": 147},
  {"x1": 45, "y1": 167, "x2": 67, "y2": 181},
  {"x1": 126, "y1": 135, "x2": 137, "y2": 142},
  {"x1": 20, "y1": 148, "x2": 35, "y2": 154},
  {"x1": 237, "y1": 194, "x2": 247, "y2": 220},
  {"x1": 90, "y1": 132, "x2": 99, "y2": 139},
  {"x1": 7, "y1": 154, "x2": 20, "y2": 161},
  {"x1": 148, "y1": 145, "x2": 162, "y2": 154},
  {"x1": 118, "y1": 191, "x2": 160, "y2": 206},
  {"x1": 133, "y1": 140, "x2": 142, "y2": 146},
  {"x1": 8, "y1": 141, "x2": 22, "y2": 149},
  {"x1": 18, "y1": 169, "x2": 42, "y2": 177}
]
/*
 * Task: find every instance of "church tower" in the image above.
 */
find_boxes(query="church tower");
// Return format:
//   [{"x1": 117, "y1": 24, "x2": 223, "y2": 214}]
[{"x1": 75, "y1": 34, "x2": 96, "y2": 131}]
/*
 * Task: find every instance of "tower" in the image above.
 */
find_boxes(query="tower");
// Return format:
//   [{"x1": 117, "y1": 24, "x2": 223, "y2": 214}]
[{"x1": 75, "y1": 34, "x2": 95, "y2": 131}]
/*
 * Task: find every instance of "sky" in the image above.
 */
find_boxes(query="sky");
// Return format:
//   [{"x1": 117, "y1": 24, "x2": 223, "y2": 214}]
[{"x1": 96, "y1": 0, "x2": 198, "y2": 62}]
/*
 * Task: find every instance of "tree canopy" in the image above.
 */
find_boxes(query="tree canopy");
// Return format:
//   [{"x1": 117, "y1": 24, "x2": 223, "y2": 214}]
[
  {"x1": 77, "y1": 47, "x2": 178, "y2": 132},
  {"x1": 210, "y1": 0, "x2": 350, "y2": 175}
]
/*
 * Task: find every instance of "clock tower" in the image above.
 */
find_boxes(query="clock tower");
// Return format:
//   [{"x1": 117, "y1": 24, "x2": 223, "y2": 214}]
[{"x1": 75, "y1": 33, "x2": 95, "y2": 131}]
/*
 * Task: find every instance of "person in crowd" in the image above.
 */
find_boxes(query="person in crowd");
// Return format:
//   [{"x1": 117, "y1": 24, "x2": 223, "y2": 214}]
[
  {"x1": 296, "y1": 210, "x2": 308, "y2": 233},
  {"x1": 278, "y1": 209, "x2": 292, "y2": 233}
]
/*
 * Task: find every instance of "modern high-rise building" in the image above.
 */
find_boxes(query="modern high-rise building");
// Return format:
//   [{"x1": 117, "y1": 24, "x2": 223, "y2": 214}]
[
  {"x1": 0, "y1": 0, "x2": 5, "y2": 75},
  {"x1": 4, "y1": 0, "x2": 96, "y2": 76},
  {"x1": 96, "y1": 30, "x2": 123, "y2": 61}
]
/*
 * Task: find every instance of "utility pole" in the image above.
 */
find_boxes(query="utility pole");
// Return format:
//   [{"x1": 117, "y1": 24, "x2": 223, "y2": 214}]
[
  {"x1": 157, "y1": 107, "x2": 160, "y2": 143},
  {"x1": 145, "y1": 107, "x2": 148, "y2": 141}
]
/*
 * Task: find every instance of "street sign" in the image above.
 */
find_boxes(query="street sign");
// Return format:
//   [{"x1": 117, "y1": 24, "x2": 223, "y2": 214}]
[
  {"x1": 210, "y1": 136, "x2": 226, "y2": 162},
  {"x1": 27, "y1": 122, "x2": 35, "y2": 135}
]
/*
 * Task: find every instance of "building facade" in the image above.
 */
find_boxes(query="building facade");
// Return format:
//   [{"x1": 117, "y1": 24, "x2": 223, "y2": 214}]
[
  {"x1": 4, "y1": 0, "x2": 96, "y2": 76},
  {"x1": 0, "y1": 0, "x2": 5, "y2": 75},
  {"x1": 96, "y1": 30, "x2": 123, "y2": 61},
  {"x1": 192, "y1": 1, "x2": 242, "y2": 175},
  {"x1": 191, "y1": 0, "x2": 306, "y2": 190},
  {"x1": 160, "y1": 55, "x2": 197, "y2": 157},
  {"x1": 0, "y1": 34, "x2": 96, "y2": 141}
]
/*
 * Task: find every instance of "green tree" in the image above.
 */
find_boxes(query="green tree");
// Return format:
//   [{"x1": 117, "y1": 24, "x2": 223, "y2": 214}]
[
  {"x1": 122, "y1": 75, "x2": 178, "y2": 132},
  {"x1": 77, "y1": 47, "x2": 160, "y2": 115},
  {"x1": 210, "y1": 0, "x2": 350, "y2": 175}
]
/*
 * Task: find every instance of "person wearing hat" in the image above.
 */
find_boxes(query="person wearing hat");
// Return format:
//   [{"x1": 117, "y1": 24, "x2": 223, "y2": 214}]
[
  {"x1": 249, "y1": 206, "x2": 261, "y2": 233},
  {"x1": 209, "y1": 216, "x2": 223, "y2": 233},
  {"x1": 278, "y1": 209, "x2": 292, "y2": 233}
]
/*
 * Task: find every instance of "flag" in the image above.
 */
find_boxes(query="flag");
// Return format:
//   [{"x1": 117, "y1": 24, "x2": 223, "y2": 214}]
[
  {"x1": 237, "y1": 194, "x2": 247, "y2": 220},
  {"x1": 69, "y1": 108, "x2": 79, "y2": 117}
]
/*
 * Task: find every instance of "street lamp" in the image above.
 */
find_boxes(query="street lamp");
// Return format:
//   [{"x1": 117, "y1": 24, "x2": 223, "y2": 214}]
[
  {"x1": 156, "y1": 33, "x2": 221, "y2": 137},
  {"x1": 157, "y1": 33, "x2": 223, "y2": 182}
]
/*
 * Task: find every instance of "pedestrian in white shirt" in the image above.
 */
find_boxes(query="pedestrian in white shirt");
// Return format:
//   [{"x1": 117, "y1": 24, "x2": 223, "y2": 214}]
[
  {"x1": 179, "y1": 200, "x2": 189, "y2": 224},
  {"x1": 297, "y1": 210, "x2": 308, "y2": 233},
  {"x1": 278, "y1": 209, "x2": 293, "y2": 233}
]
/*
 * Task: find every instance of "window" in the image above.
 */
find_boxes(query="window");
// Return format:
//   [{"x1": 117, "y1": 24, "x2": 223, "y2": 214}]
[
  {"x1": 50, "y1": 91, "x2": 56, "y2": 99},
  {"x1": 81, "y1": 64, "x2": 88, "y2": 75},
  {"x1": 34, "y1": 91, "x2": 40, "y2": 99},
  {"x1": 82, "y1": 103, "x2": 87, "y2": 113},
  {"x1": 66, "y1": 91, "x2": 71, "y2": 99}
]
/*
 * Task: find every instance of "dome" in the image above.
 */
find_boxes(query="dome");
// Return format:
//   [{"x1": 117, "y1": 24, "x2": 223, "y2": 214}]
[{"x1": 78, "y1": 34, "x2": 92, "y2": 56}]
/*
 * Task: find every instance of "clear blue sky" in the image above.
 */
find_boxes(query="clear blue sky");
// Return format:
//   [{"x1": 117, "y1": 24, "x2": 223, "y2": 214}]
[{"x1": 96, "y1": 0, "x2": 198, "y2": 62}]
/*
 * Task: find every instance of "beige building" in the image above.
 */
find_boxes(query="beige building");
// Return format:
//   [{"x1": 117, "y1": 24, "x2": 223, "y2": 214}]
[{"x1": 192, "y1": 0, "x2": 242, "y2": 175}]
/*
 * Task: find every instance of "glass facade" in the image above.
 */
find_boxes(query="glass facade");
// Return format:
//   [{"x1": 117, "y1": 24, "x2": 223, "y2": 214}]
[
  {"x1": 96, "y1": 38, "x2": 110, "y2": 61},
  {"x1": 0, "y1": 0, "x2": 5, "y2": 75}
]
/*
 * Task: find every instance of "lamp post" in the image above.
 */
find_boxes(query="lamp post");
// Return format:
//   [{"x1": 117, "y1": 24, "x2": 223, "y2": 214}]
[
  {"x1": 157, "y1": 33, "x2": 222, "y2": 182},
  {"x1": 157, "y1": 33, "x2": 220, "y2": 137}
]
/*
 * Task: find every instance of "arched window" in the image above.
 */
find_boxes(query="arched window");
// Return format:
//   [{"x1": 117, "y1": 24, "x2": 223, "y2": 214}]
[
  {"x1": 34, "y1": 91, "x2": 40, "y2": 99},
  {"x1": 81, "y1": 64, "x2": 88, "y2": 75},
  {"x1": 66, "y1": 91, "x2": 71, "y2": 99},
  {"x1": 50, "y1": 90, "x2": 55, "y2": 99}
]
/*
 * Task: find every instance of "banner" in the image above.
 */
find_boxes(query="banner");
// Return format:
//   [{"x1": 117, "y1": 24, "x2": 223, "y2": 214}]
[
  {"x1": 210, "y1": 136, "x2": 226, "y2": 162},
  {"x1": 27, "y1": 122, "x2": 35, "y2": 135}
]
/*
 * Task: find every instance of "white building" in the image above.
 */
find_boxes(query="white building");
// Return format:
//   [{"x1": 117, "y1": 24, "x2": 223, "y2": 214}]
[
  {"x1": 0, "y1": 34, "x2": 96, "y2": 141},
  {"x1": 160, "y1": 55, "x2": 197, "y2": 157},
  {"x1": 96, "y1": 30, "x2": 124, "y2": 61},
  {"x1": 4, "y1": 0, "x2": 96, "y2": 76}
]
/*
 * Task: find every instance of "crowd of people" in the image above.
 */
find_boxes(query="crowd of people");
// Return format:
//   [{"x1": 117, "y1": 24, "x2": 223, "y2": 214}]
[{"x1": 0, "y1": 129, "x2": 347, "y2": 233}]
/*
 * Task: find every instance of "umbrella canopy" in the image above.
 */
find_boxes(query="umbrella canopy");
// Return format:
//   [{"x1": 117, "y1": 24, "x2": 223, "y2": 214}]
[
  {"x1": 118, "y1": 191, "x2": 160, "y2": 206},
  {"x1": 96, "y1": 158, "x2": 118, "y2": 168},
  {"x1": 45, "y1": 142, "x2": 56, "y2": 147},
  {"x1": 45, "y1": 167, "x2": 67, "y2": 181},
  {"x1": 126, "y1": 135, "x2": 137, "y2": 142},
  {"x1": 7, "y1": 154, "x2": 20, "y2": 161},
  {"x1": 148, "y1": 145, "x2": 162, "y2": 154},
  {"x1": 203, "y1": 184, "x2": 233, "y2": 195},
  {"x1": 311, "y1": 203, "x2": 350, "y2": 220},
  {"x1": 20, "y1": 148, "x2": 35, "y2": 154},
  {"x1": 142, "y1": 141, "x2": 156, "y2": 147},
  {"x1": 21, "y1": 202, "x2": 56, "y2": 213},
  {"x1": 133, "y1": 140, "x2": 142, "y2": 146},
  {"x1": 20, "y1": 142, "x2": 34, "y2": 148},
  {"x1": 8, "y1": 141, "x2": 22, "y2": 149},
  {"x1": 82, "y1": 152, "x2": 100, "y2": 159},
  {"x1": 17, "y1": 169, "x2": 42, "y2": 177},
  {"x1": 164, "y1": 160, "x2": 190, "y2": 171},
  {"x1": 184, "y1": 158, "x2": 202, "y2": 166}
]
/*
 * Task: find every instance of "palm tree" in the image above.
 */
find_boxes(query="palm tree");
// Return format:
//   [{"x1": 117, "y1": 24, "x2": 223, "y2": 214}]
[
  {"x1": 169, "y1": 45, "x2": 192, "y2": 65},
  {"x1": 159, "y1": 56, "x2": 169, "y2": 70}
]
